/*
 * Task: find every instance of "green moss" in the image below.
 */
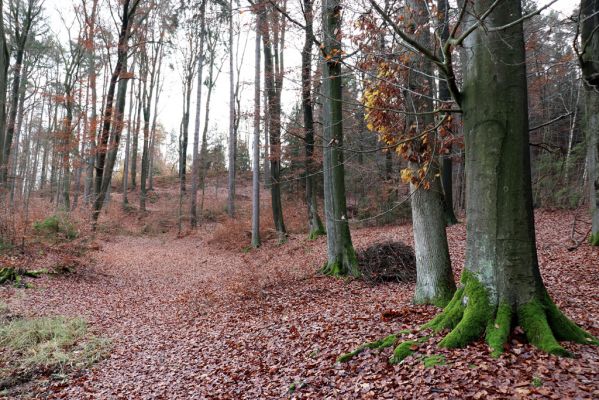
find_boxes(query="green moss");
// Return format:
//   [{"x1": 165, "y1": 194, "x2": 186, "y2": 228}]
[
  {"x1": 422, "y1": 286, "x2": 465, "y2": 332},
  {"x1": 337, "y1": 334, "x2": 398, "y2": 363},
  {"x1": 320, "y1": 246, "x2": 360, "y2": 278},
  {"x1": 589, "y1": 232, "x2": 599, "y2": 246},
  {"x1": 307, "y1": 228, "x2": 326, "y2": 241},
  {"x1": 422, "y1": 354, "x2": 446, "y2": 368},
  {"x1": 486, "y1": 302, "x2": 512, "y2": 357},
  {"x1": 531, "y1": 376, "x2": 543, "y2": 387},
  {"x1": 541, "y1": 292, "x2": 598, "y2": 345},
  {"x1": 518, "y1": 299, "x2": 570, "y2": 357},
  {"x1": 389, "y1": 340, "x2": 416, "y2": 364},
  {"x1": 438, "y1": 270, "x2": 491, "y2": 348}
]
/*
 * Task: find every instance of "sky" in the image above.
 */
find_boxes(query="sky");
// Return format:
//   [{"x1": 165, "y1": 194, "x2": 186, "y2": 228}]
[{"x1": 44, "y1": 0, "x2": 580, "y2": 158}]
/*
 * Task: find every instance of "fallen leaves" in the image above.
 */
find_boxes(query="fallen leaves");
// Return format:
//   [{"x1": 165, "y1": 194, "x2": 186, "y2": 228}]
[{"x1": 0, "y1": 209, "x2": 596, "y2": 398}]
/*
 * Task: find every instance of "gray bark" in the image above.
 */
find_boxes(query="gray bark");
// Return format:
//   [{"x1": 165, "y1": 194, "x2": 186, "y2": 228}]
[
  {"x1": 252, "y1": 27, "x2": 261, "y2": 248},
  {"x1": 320, "y1": 0, "x2": 358, "y2": 276}
]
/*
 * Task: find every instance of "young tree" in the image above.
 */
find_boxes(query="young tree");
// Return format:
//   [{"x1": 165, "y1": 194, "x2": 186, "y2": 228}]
[
  {"x1": 320, "y1": 0, "x2": 358, "y2": 277},
  {"x1": 578, "y1": 0, "x2": 599, "y2": 245}
]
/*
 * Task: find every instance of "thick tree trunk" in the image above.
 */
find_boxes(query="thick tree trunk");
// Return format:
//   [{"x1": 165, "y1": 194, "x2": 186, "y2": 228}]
[
  {"x1": 302, "y1": 0, "x2": 325, "y2": 240},
  {"x1": 251, "y1": 27, "x2": 261, "y2": 248},
  {"x1": 580, "y1": 0, "x2": 599, "y2": 244},
  {"x1": 425, "y1": 0, "x2": 596, "y2": 357},
  {"x1": 320, "y1": 0, "x2": 358, "y2": 277}
]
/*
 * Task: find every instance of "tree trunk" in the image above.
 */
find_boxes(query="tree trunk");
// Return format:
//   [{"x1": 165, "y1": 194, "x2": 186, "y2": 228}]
[
  {"x1": 227, "y1": 0, "x2": 236, "y2": 217},
  {"x1": 260, "y1": 8, "x2": 286, "y2": 240},
  {"x1": 302, "y1": 0, "x2": 325, "y2": 240},
  {"x1": 130, "y1": 78, "x2": 142, "y2": 189},
  {"x1": 0, "y1": 0, "x2": 9, "y2": 186},
  {"x1": 580, "y1": 0, "x2": 599, "y2": 244},
  {"x1": 437, "y1": 0, "x2": 458, "y2": 226},
  {"x1": 405, "y1": 0, "x2": 455, "y2": 306},
  {"x1": 320, "y1": 0, "x2": 358, "y2": 277},
  {"x1": 190, "y1": 0, "x2": 206, "y2": 228},
  {"x1": 251, "y1": 27, "x2": 261, "y2": 248},
  {"x1": 426, "y1": 0, "x2": 596, "y2": 356}
]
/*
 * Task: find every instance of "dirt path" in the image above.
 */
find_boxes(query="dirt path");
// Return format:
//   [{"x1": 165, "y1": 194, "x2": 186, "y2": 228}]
[{"x1": 2, "y1": 210, "x2": 599, "y2": 399}]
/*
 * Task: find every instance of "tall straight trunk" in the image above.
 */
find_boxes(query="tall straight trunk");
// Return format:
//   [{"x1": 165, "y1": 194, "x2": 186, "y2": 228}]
[
  {"x1": 61, "y1": 87, "x2": 75, "y2": 210},
  {"x1": 437, "y1": 0, "x2": 458, "y2": 226},
  {"x1": 320, "y1": 0, "x2": 358, "y2": 276},
  {"x1": 130, "y1": 78, "x2": 142, "y2": 189},
  {"x1": 179, "y1": 72, "x2": 192, "y2": 193},
  {"x1": 9, "y1": 63, "x2": 28, "y2": 203},
  {"x1": 148, "y1": 55, "x2": 163, "y2": 192},
  {"x1": 260, "y1": 9, "x2": 286, "y2": 240},
  {"x1": 122, "y1": 63, "x2": 136, "y2": 205},
  {"x1": 227, "y1": 0, "x2": 236, "y2": 217},
  {"x1": 263, "y1": 87, "x2": 270, "y2": 187},
  {"x1": 190, "y1": 1, "x2": 206, "y2": 228},
  {"x1": 425, "y1": 0, "x2": 596, "y2": 356},
  {"x1": 251, "y1": 27, "x2": 261, "y2": 248},
  {"x1": 199, "y1": 44, "x2": 216, "y2": 218},
  {"x1": 580, "y1": 0, "x2": 599, "y2": 244},
  {"x1": 404, "y1": 0, "x2": 454, "y2": 306},
  {"x1": 0, "y1": 0, "x2": 9, "y2": 182},
  {"x1": 302, "y1": 0, "x2": 325, "y2": 240},
  {"x1": 2, "y1": 48, "x2": 25, "y2": 184},
  {"x1": 84, "y1": 0, "x2": 98, "y2": 204},
  {"x1": 139, "y1": 81, "x2": 150, "y2": 212}
]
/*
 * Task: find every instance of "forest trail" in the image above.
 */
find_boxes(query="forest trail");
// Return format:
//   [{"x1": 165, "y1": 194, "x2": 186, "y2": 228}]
[{"x1": 3, "y1": 210, "x2": 599, "y2": 399}]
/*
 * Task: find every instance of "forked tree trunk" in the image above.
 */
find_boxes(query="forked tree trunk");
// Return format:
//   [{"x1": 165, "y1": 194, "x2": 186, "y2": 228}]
[
  {"x1": 320, "y1": 0, "x2": 358, "y2": 277},
  {"x1": 425, "y1": 0, "x2": 596, "y2": 357}
]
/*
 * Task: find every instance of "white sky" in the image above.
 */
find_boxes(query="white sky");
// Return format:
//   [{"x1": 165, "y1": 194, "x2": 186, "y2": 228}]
[{"x1": 44, "y1": 0, "x2": 579, "y2": 157}]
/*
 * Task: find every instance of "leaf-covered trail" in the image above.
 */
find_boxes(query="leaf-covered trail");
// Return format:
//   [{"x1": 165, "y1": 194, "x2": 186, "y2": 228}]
[{"x1": 3, "y1": 210, "x2": 599, "y2": 399}]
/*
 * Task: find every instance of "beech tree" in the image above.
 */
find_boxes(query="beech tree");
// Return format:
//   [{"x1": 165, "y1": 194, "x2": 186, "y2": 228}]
[
  {"x1": 320, "y1": 0, "x2": 358, "y2": 277},
  {"x1": 363, "y1": 0, "x2": 597, "y2": 358},
  {"x1": 578, "y1": 0, "x2": 599, "y2": 245}
]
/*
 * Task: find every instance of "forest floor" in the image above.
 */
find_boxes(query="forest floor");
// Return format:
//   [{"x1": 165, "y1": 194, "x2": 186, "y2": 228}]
[{"x1": 1, "y1": 183, "x2": 598, "y2": 399}]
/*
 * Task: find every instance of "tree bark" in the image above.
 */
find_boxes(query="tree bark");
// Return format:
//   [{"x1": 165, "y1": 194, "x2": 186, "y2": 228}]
[
  {"x1": 320, "y1": 0, "x2": 358, "y2": 277},
  {"x1": 405, "y1": 0, "x2": 455, "y2": 306},
  {"x1": 227, "y1": 0, "x2": 236, "y2": 217},
  {"x1": 251, "y1": 27, "x2": 261, "y2": 248},
  {"x1": 302, "y1": 0, "x2": 325, "y2": 240},
  {"x1": 425, "y1": 0, "x2": 596, "y2": 356},
  {"x1": 580, "y1": 0, "x2": 599, "y2": 244},
  {"x1": 190, "y1": 0, "x2": 206, "y2": 228}
]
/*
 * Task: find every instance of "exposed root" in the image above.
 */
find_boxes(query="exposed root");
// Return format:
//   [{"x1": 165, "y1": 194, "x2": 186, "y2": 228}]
[
  {"x1": 337, "y1": 333, "x2": 399, "y2": 363},
  {"x1": 307, "y1": 227, "x2": 326, "y2": 241},
  {"x1": 0, "y1": 268, "x2": 45, "y2": 285},
  {"x1": 423, "y1": 270, "x2": 598, "y2": 357}
]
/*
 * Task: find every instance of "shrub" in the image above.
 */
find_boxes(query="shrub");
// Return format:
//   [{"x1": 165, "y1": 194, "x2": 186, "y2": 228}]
[{"x1": 33, "y1": 214, "x2": 77, "y2": 240}]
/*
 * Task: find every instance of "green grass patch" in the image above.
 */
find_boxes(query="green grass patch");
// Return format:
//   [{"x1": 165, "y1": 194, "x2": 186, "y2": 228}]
[{"x1": 0, "y1": 314, "x2": 109, "y2": 392}]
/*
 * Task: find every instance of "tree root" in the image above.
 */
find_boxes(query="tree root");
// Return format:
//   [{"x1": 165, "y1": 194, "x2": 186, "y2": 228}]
[
  {"x1": 338, "y1": 270, "x2": 598, "y2": 364},
  {"x1": 424, "y1": 270, "x2": 598, "y2": 357},
  {"x1": 320, "y1": 247, "x2": 360, "y2": 278}
]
